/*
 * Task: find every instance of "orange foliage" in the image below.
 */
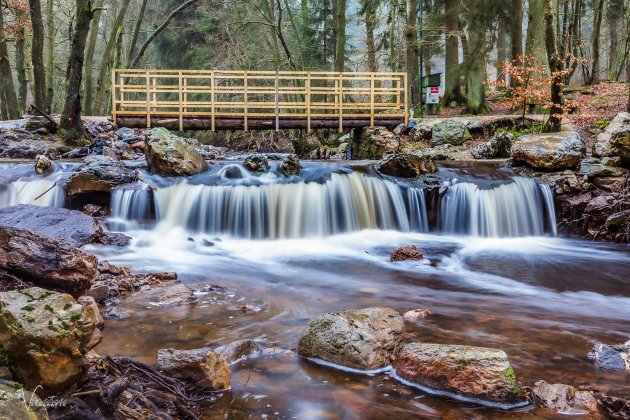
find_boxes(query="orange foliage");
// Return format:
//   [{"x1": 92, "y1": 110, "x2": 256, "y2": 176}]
[{"x1": 2, "y1": 0, "x2": 31, "y2": 38}]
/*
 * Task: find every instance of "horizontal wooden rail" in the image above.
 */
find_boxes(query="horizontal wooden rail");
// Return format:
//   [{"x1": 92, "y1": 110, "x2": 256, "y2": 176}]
[{"x1": 112, "y1": 69, "x2": 408, "y2": 132}]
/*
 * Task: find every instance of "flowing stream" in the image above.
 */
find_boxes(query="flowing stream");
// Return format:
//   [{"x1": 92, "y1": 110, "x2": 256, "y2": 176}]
[{"x1": 1, "y1": 161, "x2": 628, "y2": 418}]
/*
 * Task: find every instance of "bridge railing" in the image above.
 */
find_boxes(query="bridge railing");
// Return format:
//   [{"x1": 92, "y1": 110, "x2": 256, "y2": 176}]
[{"x1": 112, "y1": 69, "x2": 408, "y2": 132}]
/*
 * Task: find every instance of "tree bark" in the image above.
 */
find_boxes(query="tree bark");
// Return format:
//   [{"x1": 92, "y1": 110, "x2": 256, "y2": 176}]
[
  {"x1": 94, "y1": 0, "x2": 132, "y2": 115},
  {"x1": 45, "y1": 0, "x2": 54, "y2": 111},
  {"x1": 388, "y1": 0, "x2": 398, "y2": 71},
  {"x1": 334, "y1": 0, "x2": 347, "y2": 72},
  {"x1": 405, "y1": 0, "x2": 420, "y2": 114},
  {"x1": 463, "y1": 3, "x2": 490, "y2": 114},
  {"x1": 0, "y1": 8, "x2": 20, "y2": 119},
  {"x1": 29, "y1": 0, "x2": 47, "y2": 110},
  {"x1": 126, "y1": 0, "x2": 148, "y2": 67},
  {"x1": 496, "y1": 15, "x2": 507, "y2": 85},
  {"x1": 443, "y1": 0, "x2": 463, "y2": 104},
  {"x1": 543, "y1": 0, "x2": 563, "y2": 132},
  {"x1": 587, "y1": 0, "x2": 605, "y2": 84},
  {"x1": 363, "y1": 0, "x2": 378, "y2": 72},
  {"x1": 84, "y1": 0, "x2": 105, "y2": 116},
  {"x1": 15, "y1": 29, "x2": 28, "y2": 113},
  {"x1": 510, "y1": 0, "x2": 523, "y2": 88},
  {"x1": 525, "y1": 0, "x2": 549, "y2": 74},
  {"x1": 59, "y1": 0, "x2": 94, "y2": 144}
]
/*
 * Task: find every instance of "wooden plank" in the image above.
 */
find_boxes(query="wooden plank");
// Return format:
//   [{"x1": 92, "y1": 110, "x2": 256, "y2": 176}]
[{"x1": 244, "y1": 71, "x2": 248, "y2": 131}]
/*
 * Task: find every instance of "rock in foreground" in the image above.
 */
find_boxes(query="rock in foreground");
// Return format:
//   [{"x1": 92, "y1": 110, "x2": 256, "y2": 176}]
[
  {"x1": 298, "y1": 307, "x2": 404, "y2": 371},
  {"x1": 594, "y1": 112, "x2": 630, "y2": 162},
  {"x1": 377, "y1": 154, "x2": 437, "y2": 178},
  {"x1": 390, "y1": 245, "x2": 423, "y2": 262},
  {"x1": 145, "y1": 127, "x2": 208, "y2": 176},
  {"x1": 511, "y1": 131, "x2": 586, "y2": 170},
  {"x1": 393, "y1": 343, "x2": 526, "y2": 406},
  {"x1": 0, "y1": 288, "x2": 99, "y2": 395},
  {"x1": 0, "y1": 382, "x2": 48, "y2": 419},
  {"x1": 156, "y1": 347, "x2": 231, "y2": 391},
  {"x1": 529, "y1": 380, "x2": 599, "y2": 417},
  {"x1": 66, "y1": 155, "x2": 136, "y2": 197},
  {"x1": 588, "y1": 342, "x2": 630, "y2": 371}
]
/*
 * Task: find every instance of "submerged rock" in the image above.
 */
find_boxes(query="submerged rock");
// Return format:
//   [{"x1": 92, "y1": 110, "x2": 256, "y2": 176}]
[
  {"x1": 0, "y1": 288, "x2": 98, "y2": 395},
  {"x1": 431, "y1": 120, "x2": 472, "y2": 147},
  {"x1": 156, "y1": 347, "x2": 231, "y2": 391},
  {"x1": 145, "y1": 127, "x2": 208, "y2": 176},
  {"x1": 588, "y1": 342, "x2": 630, "y2": 371},
  {"x1": 377, "y1": 154, "x2": 437, "y2": 178},
  {"x1": 390, "y1": 245, "x2": 423, "y2": 262},
  {"x1": 403, "y1": 308, "x2": 431, "y2": 322},
  {"x1": 243, "y1": 154, "x2": 270, "y2": 173},
  {"x1": 528, "y1": 380, "x2": 599, "y2": 417},
  {"x1": 0, "y1": 382, "x2": 48, "y2": 419},
  {"x1": 66, "y1": 155, "x2": 136, "y2": 197},
  {"x1": 393, "y1": 343, "x2": 526, "y2": 406},
  {"x1": 280, "y1": 153, "x2": 301, "y2": 175},
  {"x1": 598, "y1": 394, "x2": 630, "y2": 419},
  {"x1": 103, "y1": 307, "x2": 129, "y2": 320},
  {"x1": 218, "y1": 339, "x2": 261, "y2": 364},
  {"x1": 34, "y1": 154, "x2": 53, "y2": 175},
  {"x1": 511, "y1": 131, "x2": 586, "y2": 170},
  {"x1": 0, "y1": 225, "x2": 98, "y2": 295},
  {"x1": 298, "y1": 307, "x2": 404, "y2": 371}
]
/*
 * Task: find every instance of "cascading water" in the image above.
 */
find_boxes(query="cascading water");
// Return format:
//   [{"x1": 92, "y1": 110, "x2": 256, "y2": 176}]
[
  {"x1": 153, "y1": 172, "x2": 429, "y2": 239},
  {"x1": 0, "y1": 179, "x2": 65, "y2": 207},
  {"x1": 440, "y1": 177, "x2": 557, "y2": 237},
  {"x1": 110, "y1": 183, "x2": 152, "y2": 230}
]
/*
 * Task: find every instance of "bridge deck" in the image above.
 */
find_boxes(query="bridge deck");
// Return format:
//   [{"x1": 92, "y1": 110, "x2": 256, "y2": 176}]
[{"x1": 112, "y1": 70, "x2": 408, "y2": 132}]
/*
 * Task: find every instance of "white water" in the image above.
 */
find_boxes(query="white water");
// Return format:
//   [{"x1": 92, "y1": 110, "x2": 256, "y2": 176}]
[
  {"x1": 110, "y1": 183, "x2": 152, "y2": 230},
  {"x1": 0, "y1": 178, "x2": 64, "y2": 207},
  {"x1": 440, "y1": 177, "x2": 555, "y2": 237}
]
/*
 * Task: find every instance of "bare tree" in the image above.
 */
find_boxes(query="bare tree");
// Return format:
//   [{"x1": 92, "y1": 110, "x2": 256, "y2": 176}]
[{"x1": 29, "y1": 0, "x2": 46, "y2": 110}]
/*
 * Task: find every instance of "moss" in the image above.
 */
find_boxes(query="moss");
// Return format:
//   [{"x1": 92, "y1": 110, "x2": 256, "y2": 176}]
[
  {"x1": 43, "y1": 305, "x2": 54, "y2": 313},
  {"x1": 593, "y1": 117, "x2": 612, "y2": 130},
  {"x1": 20, "y1": 305, "x2": 35, "y2": 312},
  {"x1": 0, "y1": 347, "x2": 11, "y2": 364},
  {"x1": 502, "y1": 366, "x2": 522, "y2": 394}
]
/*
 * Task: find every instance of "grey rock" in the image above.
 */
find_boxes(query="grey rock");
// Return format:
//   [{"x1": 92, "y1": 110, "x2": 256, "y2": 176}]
[
  {"x1": 578, "y1": 157, "x2": 627, "y2": 178},
  {"x1": 145, "y1": 128, "x2": 208, "y2": 176},
  {"x1": 588, "y1": 343, "x2": 630, "y2": 371},
  {"x1": 529, "y1": 380, "x2": 599, "y2": 416},
  {"x1": 353, "y1": 127, "x2": 398, "y2": 159},
  {"x1": 156, "y1": 347, "x2": 230, "y2": 390},
  {"x1": 594, "y1": 112, "x2": 630, "y2": 158},
  {"x1": 66, "y1": 155, "x2": 136, "y2": 196},
  {"x1": 511, "y1": 131, "x2": 586, "y2": 170},
  {"x1": 431, "y1": 120, "x2": 472, "y2": 147},
  {"x1": 0, "y1": 382, "x2": 48, "y2": 419}
]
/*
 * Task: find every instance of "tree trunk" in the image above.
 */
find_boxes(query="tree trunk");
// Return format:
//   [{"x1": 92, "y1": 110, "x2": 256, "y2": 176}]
[
  {"x1": 59, "y1": 0, "x2": 94, "y2": 144},
  {"x1": 0, "y1": 9, "x2": 20, "y2": 119},
  {"x1": 334, "y1": 0, "x2": 347, "y2": 72},
  {"x1": 510, "y1": 0, "x2": 523, "y2": 89},
  {"x1": 15, "y1": 29, "x2": 28, "y2": 113},
  {"x1": 443, "y1": 0, "x2": 463, "y2": 104},
  {"x1": 388, "y1": 0, "x2": 398, "y2": 71},
  {"x1": 126, "y1": 0, "x2": 149, "y2": 67},
  {"x1": 94, "y1": 0, "x2": 132, "y2": 115},
  {"x1": 543, "y1": 0, "x2": 563, "y2": 132},
  {"x1": 405, "y1": 0, "x2": 420, "y2": 114},
  {"x1": 363, "y1": 0, "x2": 377, "y2": 72},
  {"x1": 84, "y1": 0, "x2": 105, "y2": 116},
  {"x1": 45, "y1": 0, "x2": 54, "y2": 112},
  {"x1": 29, "y1": 0, "x2": 47, "y2": 110},
  {"x1": 525, "y1": 0, "x2": 549, "y2": 73},
  {"x1": 587, "y1": 0, "x2": 605, "y2": 85},
  {"x1": 464, "y1": 4, "x2": 490, "y2": 114},
  {"x1": 496, "y1": 15, "x2": 507, "y2": 85}
]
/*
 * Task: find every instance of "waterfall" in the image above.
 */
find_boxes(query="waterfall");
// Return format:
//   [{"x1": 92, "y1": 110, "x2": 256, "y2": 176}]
[
  {"x1": 110, "y1": 183, "x2": 152, "y2": 230},
  {"x1": 152, "y1": 172, "x2": 428, "y2": 239},
  {"x1": 440, "y1": 177, "x2": 557, "y2": 237},
  {"x1": 0, "y1": 179, "x2": 64, "y2": 208}
]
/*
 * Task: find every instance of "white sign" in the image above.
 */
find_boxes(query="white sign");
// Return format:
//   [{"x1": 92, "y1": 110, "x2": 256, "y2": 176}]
[{"x1": 426, "y1": 86, "x2": 440, "y2": 105}]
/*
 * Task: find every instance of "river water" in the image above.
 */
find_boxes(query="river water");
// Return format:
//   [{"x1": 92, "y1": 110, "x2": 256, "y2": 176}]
[{"x1": 1, "y1": 161, "x2": 629, "y2": 418}]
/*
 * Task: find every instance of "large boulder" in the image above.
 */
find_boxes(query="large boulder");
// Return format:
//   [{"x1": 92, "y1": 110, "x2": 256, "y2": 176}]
[
  {"x1": 0, "y1": 288, "x2": 99, "y2": 395},
  {"x1": 393, "y1": 343, "x2": 526, "y2": 406},
  {"x1": 594, "y1": 112, "x2": 630, "y2": 159},
  {"x1": 0, "y1": 225, "x2": 98, "y2": 295},
  {"x1": 0, "y1": 205, "x2": 102, "y2": 248},
  {"x1": 588, "y1": 342, "x2": 630, "y2": 371},
  {"x1": 431, "y1": 120, "x2": 472, "y2": 147},
  {"x1": 145, "y1": 128, "x2": 208, "y2": 176},
  {"x1": 609, "y1": 115, "x2": 630, "y2": 164},
  {"x1": 377, "y1": 154, "x2": 437, "y2": 178},
  {"x1": 0, "y1": 382, "x2": 48, "y2": 419},
  {"x1": 529, "y1": 380, "x2": 599, "y2": 417},
  {"x1": 156, "y1": 347, "x2": 230, "y2": 391},
  {"x1": 578, "y1": 157, "x2": 628, "y2": 178},
  {"x1": 511, "y1": 131, "x2": 586, "y2": 170},
  {"x1": 298, "y1": 307, "x2": 404, "y2": 371},
  {"x1": 66, "y1": 155, "x2": 136, "y2": 197},
  {"x1": 352, "y1": 127, "x2": 398, "y2": 159}
]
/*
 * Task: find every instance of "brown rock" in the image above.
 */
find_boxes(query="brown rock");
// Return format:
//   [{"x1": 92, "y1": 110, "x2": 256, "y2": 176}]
[
  {"x1": 511, "y1": 131, "x2": 586, "y2": 170},
  {"x1": 34, "y1": 155, "x2": 53, "y2": 175},
  {"x1": 145, "y1": 128, "x2": 208, "y2": 176},
  {"x1": 156, "y1": 347, "x2": 231, "y2": 391},
  {"x1": 218, "y1": 339, "x2": 261, "y2": 364},
  {"x1": 529, "y1": 381, "x2": 600, "y2": 417},
  {"x1": 66, "y1": 155, "x2": 136, "y2": 197},
  {"x1": 390, "y1": 245, "x2": 423, "y2": 262},
  {"x1": 403, "y1": 308, "x2": 431, "y2": 321},
  {"x1": 78, "y1": 296, "x2": 104, "y2": 329},
  {"x1": 377, "y1": 154, "x2": 437, "y2": 178}
]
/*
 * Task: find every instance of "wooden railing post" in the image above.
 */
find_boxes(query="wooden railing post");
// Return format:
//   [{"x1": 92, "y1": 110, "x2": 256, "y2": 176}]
[
  {"x1": 145, "y1": 72, "x2": 151, "y2": 128},
  {"x1": 111, "y1": 70, "x2": 116, "y2": 125},
  {"x1": 243, "y1": 71, "x2": 248, "y2": 131},
  {"x1": 403, "y1": 73, "x2": 408, "y2": 125},
  {"x1": 370, "y1": 73, "x2": 375, "y2": 127},
  {"x1": 338, "y1": 72, "x2": 343, "y2": 133},
  {"x1": 178, "y1": 71, "x2": 183, "y2": 132},
  {"x1": 275, "y1": 71, "x2": 279, "y2": 132},
  {"x1": 306, "y1": 72, "x2": 311, "y2": 133},
  {"x1": 210, "y1": 71, "x2": 215, "y2": 132}
]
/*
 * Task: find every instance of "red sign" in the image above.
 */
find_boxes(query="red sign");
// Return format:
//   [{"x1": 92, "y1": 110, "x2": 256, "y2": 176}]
[{"x1": 430, "y1": 87, "x2": 440, "y2": 94}]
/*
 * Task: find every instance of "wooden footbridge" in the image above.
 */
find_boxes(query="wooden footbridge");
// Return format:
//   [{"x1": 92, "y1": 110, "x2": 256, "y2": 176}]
[{"x1": 112, "y1": 70, "x2": 408, "y2": 132}]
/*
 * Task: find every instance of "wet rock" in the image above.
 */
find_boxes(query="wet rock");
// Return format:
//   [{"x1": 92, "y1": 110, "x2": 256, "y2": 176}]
[
  {"x1": 298, "y1": 307, "x2": 405, "y2": 371},
  {"x1": 218, "y1": 339, "x2": 261, "y2": 364},
  {"x1": 403, "y1": 308, "x2": 431, "y2": 322},
  {"x1": 390, "y1": 245, "x2": 423, "y2": 262},
  {"x1": 578, "y1": 157, "x2": 627, "y2": 178},
  {"x1": 78, "y1": 296, "x2": 104, "y2": 329},
  {"x1": 25, "y1": 116, "x2": 57, "y2": 134},
  {"x1": 115, "y1": 127, "x2": 143, "y2": 143},
  {"x1": 0, "y1": 288, "x2": 97, "y2": 395},
  {"x1": 511, "y1": 131, "x2": 586, "y2": 170},
  {"x1": 156, "y1": 347, "x2": 231, "y2": 391},
  {"x1": 66, "y1": 155, "x2": 136, "y2": 197},
  {"x1": 103, "y1": 307, "x2": 129, "y2": 320},
  {"x1": 96, "y1": 232, "x2": 131, "y2": 247},
  {"x1": 409, "y1": 119, "x2": 442, "y2": 142},
  {"x1": 528, "y1": 380, "x2": 599, "y2": 417},
  {"x1": 87, "y1": 283, "x2": 109, "y2": 303},
  {"x1": 0, "y1": 382, "x2": 48, "y2": 419},
  {"x1": 584, "y1": 195, "x2": 615, "y2": 214},
  {"x1": 377, "y1": 154, "x2": 437, "y2": 178},
  {"x1": 155, "y1": 284, "x2": 198, "y2": 306},
  {"x1": 594, "y1": 112, "x2": 630, "y2": 161},
  {"x1": 82, "y1": 204, "x2": 108, "y2": 217},
  {"x1": 471, "y1": 142, "x2": 495, "y2": 160},
  {"x1": 606, "y1": 210, "x2": 630, "y2": 229},
  {"x1": 419, "y1": 144, "x2": 472, "y2": 161},
  {"x1": 0, "y1": 205, "x2": 102, "y2": 248},
  {"x1": 280, "y1": 154, "x2": 301, "y2": 175},
  {"x1": 0, "y1": 225, "x2": 98, "y2": 295},
  {"x1": 393, "y1": 343, "x2": 526, "y2": 406},
  {"x1": 588, "y1": 343, "x2": 630, "y2": 371},
  {"x1": 243, "y1": 154, "x2": 270, "y2": 173},
  {"x1": 598, "y1": 394, "x2": 630, "y2": 419},
  {"x1": 431, "y1": 120, "x2": 472, "y2": 147},
  {"x1": 145, "y1": 128, "x2": 209, "y2": 176},
  {"x1": 34, "y1": 154, "x2": 53, "y2": 175},
  {"x1": 471, "y1": 132, "x2": 515, "y2": 159},
  {"x1": 353, "y1": 127, "x2": 398, "y2": 159}
]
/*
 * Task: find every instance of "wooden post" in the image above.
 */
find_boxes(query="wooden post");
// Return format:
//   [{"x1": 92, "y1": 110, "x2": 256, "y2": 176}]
[
  {"x1": 210, "y1": 71, "x2": 215, "y2": 132},
  {"x1": 403, "y1": 73, "x2": 408, "y2": 125},
  {"x1": 178, "y1": 71, "x2": 183, "y2": 132},
  {"x1": 306, "y1": 72, "x2": 311, "y2": 133},
  {"x1": 244, "y1": 71, "x2": 248, "y2": 131},
  {"x1": 275, "y1": 71, "x2": 279, "y2": 132},
  {"x1": 338, "y1": 72, "x2": 343, "y2": 133},
  {"x1": 145, "y1": 72, "x2": 151, "y2": 128},
  {"x1": 370, "y1": 73, "x2": 375, "y2": 127},
  {"x1": 111, "y1": 70, "x2": 117, "y2": 126}
]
